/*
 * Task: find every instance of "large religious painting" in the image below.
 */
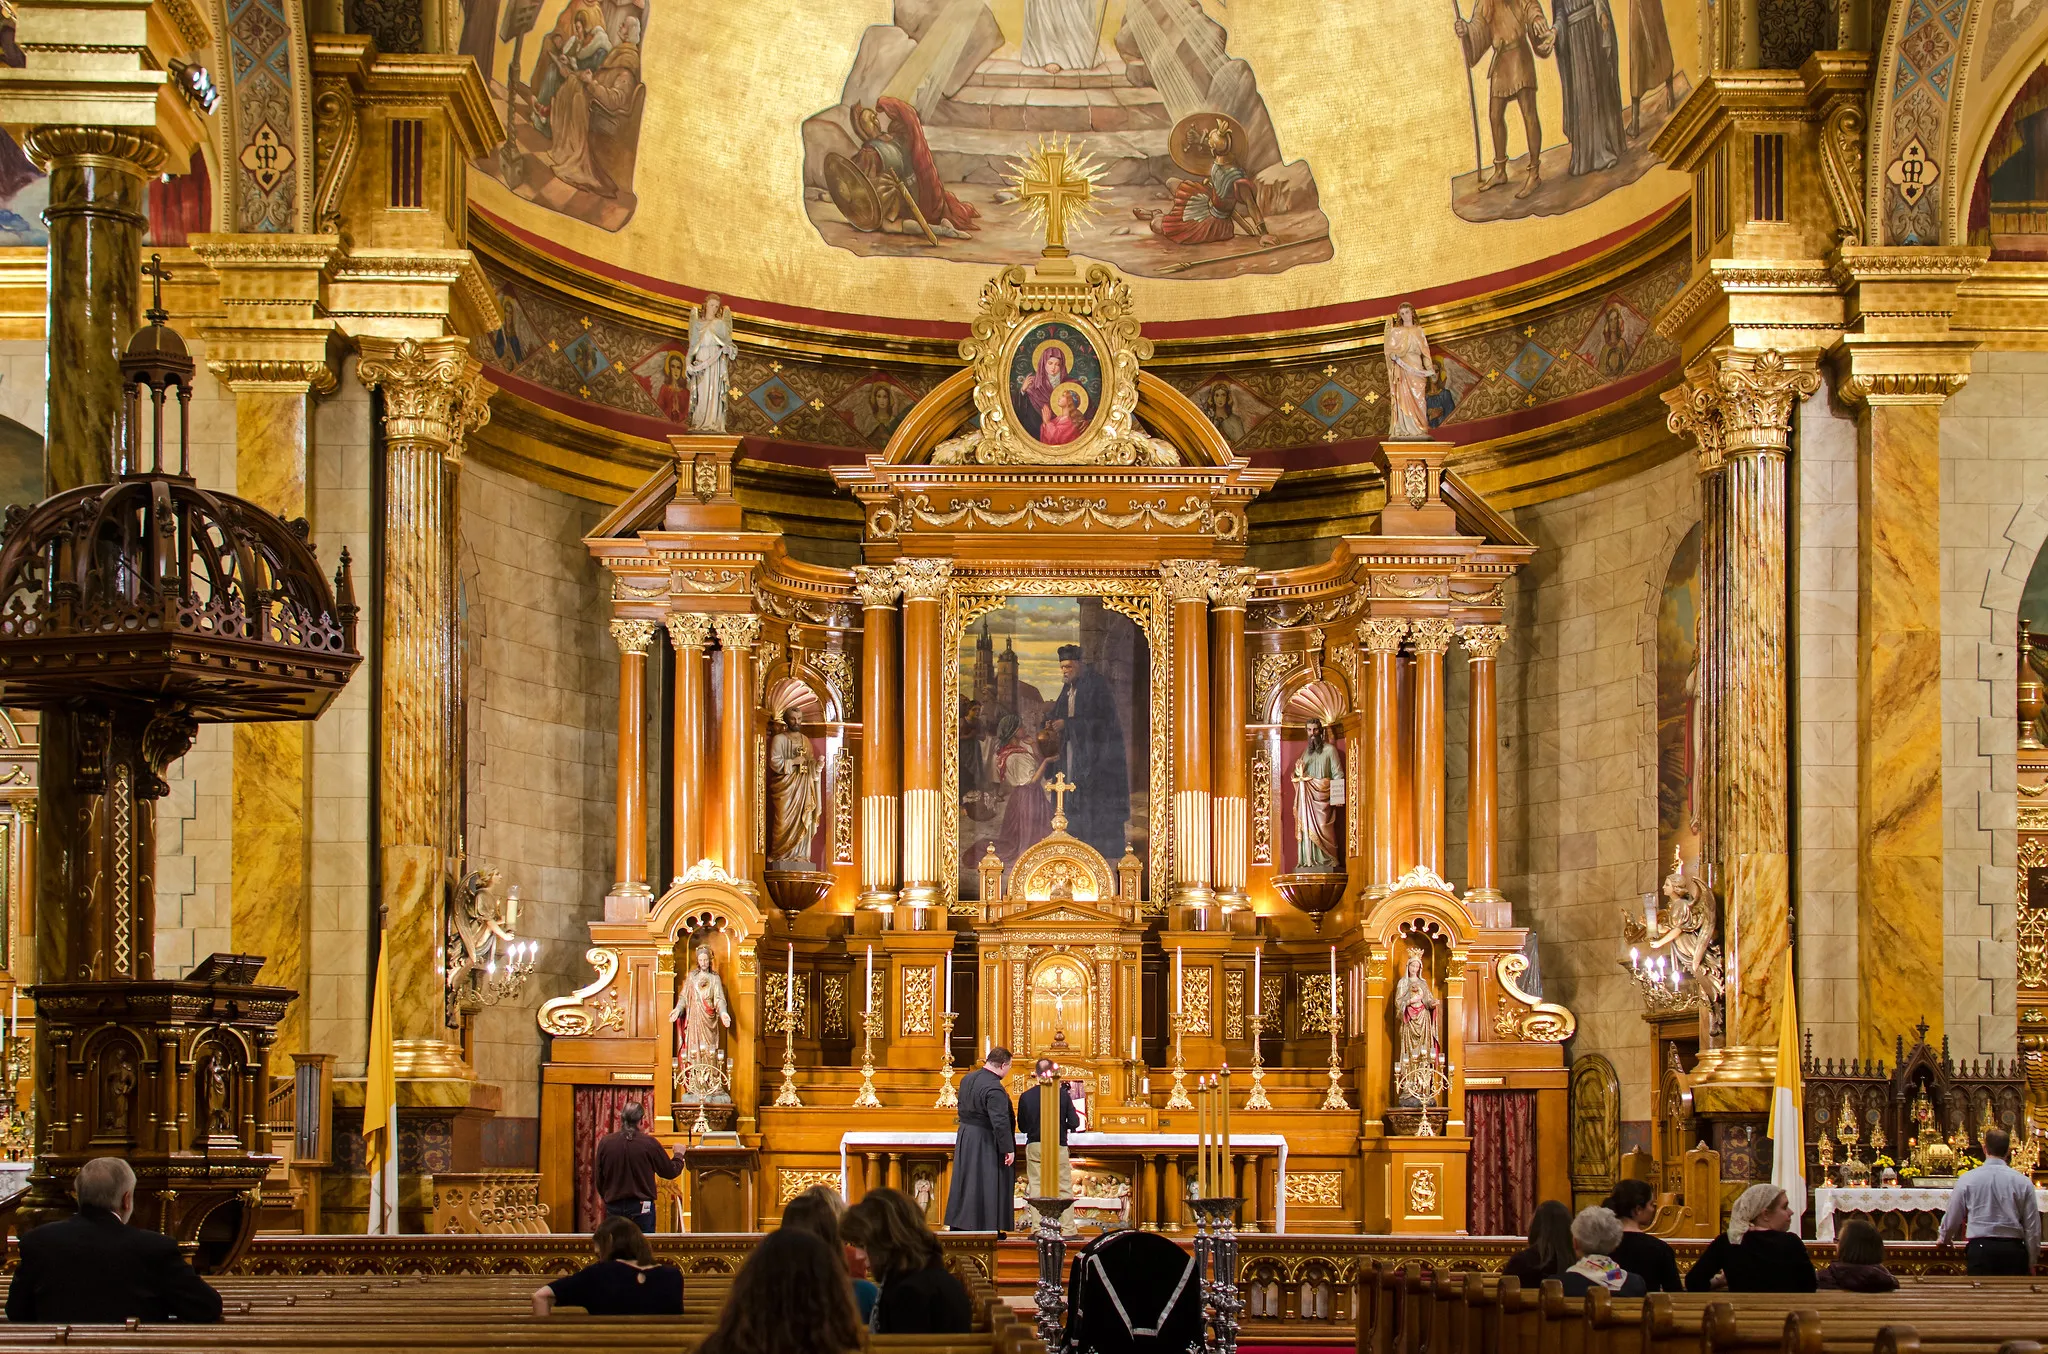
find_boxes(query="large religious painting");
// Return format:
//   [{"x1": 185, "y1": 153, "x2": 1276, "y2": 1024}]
[
  {"x1": 1969, "y1": 65, "x2": 2048, "y2": 259},
  {"x1": 464, "y1": 0, "x2": 651, "y2": 230},
  {"x1": 1448, "y1": 0, "x2": 1690, "y2": 222},
  {"x1": 957, "y1": 597, "x2": 1149, "y2": 898},
  {"x1": 1655, "y1": 523, "x2": 1700, "y2": 871},
  {"x1": 1007, "y1": 318, "x2": 1104, "y2": 448},
  {"x1": 801, "y1": 0, "x2": 1330, "y2": 280}
]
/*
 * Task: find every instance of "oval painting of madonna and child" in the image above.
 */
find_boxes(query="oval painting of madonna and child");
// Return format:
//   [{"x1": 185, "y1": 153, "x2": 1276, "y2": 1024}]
[{"x1": 1007, "y1": 318, "x2": 1105, "y2": 450}]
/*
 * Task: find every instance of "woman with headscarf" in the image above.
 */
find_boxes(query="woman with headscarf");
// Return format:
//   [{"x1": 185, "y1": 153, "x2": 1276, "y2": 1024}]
[
  {"x1": 1684, "y1": 1182, "x2": 1816, "y2": 1292},
  {"x1": 1562, "y1": 1206, "x2": 1647, "y2": 1296}
]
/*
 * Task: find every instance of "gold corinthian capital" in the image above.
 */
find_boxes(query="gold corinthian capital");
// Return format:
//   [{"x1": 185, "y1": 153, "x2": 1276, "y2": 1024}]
[
  {"x1": 1661, "y1": 349, "x2": 1820, "y2": 473},
  {"x1": 356, "y1": 336, "x2": 496, "y2": 459}
]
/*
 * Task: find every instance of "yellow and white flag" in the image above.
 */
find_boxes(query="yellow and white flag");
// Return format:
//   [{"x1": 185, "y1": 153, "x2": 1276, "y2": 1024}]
[
  {"x1": 1768, "y1": 951, "x2": 1805, "y2": 1228},
  {"x1": 364, "y1": 933, "x2": 399, "y2": 1235}
]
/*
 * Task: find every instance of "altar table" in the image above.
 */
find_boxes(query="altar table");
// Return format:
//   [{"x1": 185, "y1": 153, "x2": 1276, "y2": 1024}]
[
  {"x1": 838, "y1": 1130, "x2": 1293, "y2": 1231},
  {"x1": 1813, "y1": 1185, "x2": 2048, "y2": 1240}
]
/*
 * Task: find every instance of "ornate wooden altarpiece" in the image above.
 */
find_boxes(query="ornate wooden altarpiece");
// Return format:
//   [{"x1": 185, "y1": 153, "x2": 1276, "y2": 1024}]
[{"x1": 537, "y1": 245, "x2": 1576, "y2": 1235}]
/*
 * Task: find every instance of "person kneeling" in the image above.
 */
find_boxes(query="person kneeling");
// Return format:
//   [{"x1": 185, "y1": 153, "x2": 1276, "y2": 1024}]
[
  {"x1": 532, "y1": 1216, "x2": 683, "y2": 1315},
  {"x1": 6, "y1": 1157, "x2": 222, "y2": 1324}
]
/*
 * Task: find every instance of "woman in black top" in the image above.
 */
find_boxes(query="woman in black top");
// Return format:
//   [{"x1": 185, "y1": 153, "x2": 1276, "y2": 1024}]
[
  {"x1": 1816, "y1": 1219, "x2": 1898, "y2": 1293},
  {"x1": 1602, "y1": 1179, "x2": 1683, "y2": 1292},
  {"x1": 843, "y1": 1187, "x2": 974, "y2": 1335},
  {"x1": 1685, "y1": 1183, "x2": 1817, "y2": 1293},
  {"x1": 532, "y1": 1216, "x2": 684, "y2": 1315},
  {"x1": 698, "y1": 1228, "x2": 862, "y2": 1354},
  {"x1": 1502, "y1": 1200, "x2": 1575, "y2": 1286}
]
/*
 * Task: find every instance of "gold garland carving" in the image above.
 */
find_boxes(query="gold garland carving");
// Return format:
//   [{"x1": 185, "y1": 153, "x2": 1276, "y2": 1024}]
[
  {"x1": 1224, "y1": 969, "x2": 1245, "y2": 1041},
  {"x1": 1283, "y1": 1171, "x2": 1344, "y2": 1206},
  {"x1": 832, "y1": 748, "x2": 855, "y2": 864},
  {"x1": 1250, "y1": 745, "x2": 1273, "y2": 866},
  {"x1": 779, "y1": 1168, "x2": 842, "y2": 1204},
  {"x1": 1184, "y1": 966, "x2": 1213, "y2": 1036}
]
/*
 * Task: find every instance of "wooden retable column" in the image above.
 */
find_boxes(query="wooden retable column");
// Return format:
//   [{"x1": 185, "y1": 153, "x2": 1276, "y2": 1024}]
[
  {"x1": 1164, "y1": 561, "x2": 1218, "y2": 914},
  {"x1": 1407, "y1": 620, "x2": 1456, "y2": 879},
  {"x1": 610, "y1": 619, "x2": 657, "y2": 910},
  {"x1": 712, "y1": 615, "x2": 762, "y2": 883},
  {"x1": 1210, "y1": 568, "x2": 1256, "y2": 907},
  {"x1": 1359, "y1": 619, "x2": 1409, "y2": 897},
  {"x1": 853, "y1": 567, "x2": 902, "y2": 909},
  {"x1": 1458, "y1": 624, "x2": 1509, "y2": 926},
  {"x1": 897, "y1": 559, "x2": 952, "y2": 912},
  {"x1": 665, "y1": 614, "x2": 713, "y2": 882}
]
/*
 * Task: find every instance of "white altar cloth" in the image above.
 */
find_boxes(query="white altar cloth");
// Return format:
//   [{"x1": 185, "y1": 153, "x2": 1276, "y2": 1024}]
[
  {"x1": 837, "y1": 1130, "x2": 1293, "y2": 1230},
  {"x1": 1812, "y1": 1185, "x2": 2048, "y2": 1240}
]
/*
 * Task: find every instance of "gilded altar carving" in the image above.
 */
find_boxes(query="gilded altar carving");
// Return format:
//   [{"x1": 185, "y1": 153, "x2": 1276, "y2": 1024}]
[
  {"x1": 1260, "y1": 976, "x2": 1282, "y2": 1033},
  {"x1": 1254, "y1": 652, "x2": 1303, "y2": 718},
  {"x1": 1406, "y1": 1167, "x2": 1441, "y2": 1217},
  {"x1": 755, "y1": 643, "x2": 783, "y2": 707},
  {"x1": 1251, "y1": 745, "x2": 1273, "y2": 866},
  {"x1": 1661, "y1": 348, "x2": 1819, "y2": 471},
  {"x1": 610, "y1": 619, "x2": 656, "y2": 654},
  {"x1": 1225, "y1": 970, "x2": 1246, "y2": 1041},
  {"x1": 1458, "y1": 624, "x2": 1509, "y2": 660},
  {"x1": 355, "y1": 337, "x2": 494, "y2": 456},
  {"x1": 1284, "y1": 1171, "x2": 1344, "y2": 1207},
  {"x1": 1184, "y1": 966, "x2": 1213, "y2": 1037},
  {"x1": 821, "y1": 976, "x2": 849, "y2": 1039},
  {"x1": 1407, "y1": 618, "x2": 1457, "y2": 653},
  {"x1": 851, "y1": 565, "x2": 901, "y2": 609},
  {"x1": 538, "y1": 948, "x2": 624, "y2": 1037},
  {"x1": 897, "y1": 558, "x2": 954, "y2": 602},
  {"x1": 901, "y1": 966, "x2": 936, "y2": 1036},
  {"x1": 1211, "y1": 567, "x2": 1257, "y2": 611},
  {"x1": 1301, "y1": 974, "x2": 1336, "y2": 1036},
  {"x1": 763, "y1": 973, "x2": 810, "y2": 1024},
  {"x1": 779, "y1": 1169, "x2": 842, "y2": 1205},
  {"x1": 904, "y1": 493, "x2": 1213, "y2": 533},
  {"x1": 712, "y1": 614, "x2": 762, "y2": 650},
  {"x1": 2020, "y1": 834, "x2": 2048, "y2": 989},
  {"x1": 1371, "y1": 574, "x2": 1447, "y2": 601},
  {"x1": 1160, "y1": 559, "x2": 1220, "y2": 603},
  {"x1": 832, "y1": 748, "x2": 855, "y2": 865},
  {"x1": 1358, "y1": 618, "x2": 1410, "y2": 653},
  {"x1": 812, "y1": 650, "x2": 856, "y2": 718}
]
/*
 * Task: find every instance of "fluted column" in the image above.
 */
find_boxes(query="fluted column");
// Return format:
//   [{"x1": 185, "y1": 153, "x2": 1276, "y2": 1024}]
[
  {"x1": 27, "y1": 127, "x2": 164, "y2": 491},
  {"x1": 665, "y1": 614, "x2": 713, "y2": 882},
  {"x1": 1408, "y1": 619, "x2": 1456, "y2": 879},
  {"x1": 1210, "y1": 568, "x2": 1257, "y2": 907},
  {"x1": 898, "y1": 560, "x2": 952, "y2": 912},
  {"x1": 1663, "y1": 349, "x2": 1818, "y2": 1054},
  {"x1": 711, "y1": 615, "x2": 762, "y2": 886},
  {"x1": 610, "y1": 619, "x2": 657, "y2": 908},
  {"x1": 1459, "y1": 625, "x2": 1509, "y2": 927},
  {"x1": 357, "y1": 337, "x2": 494, "y2": 1077},
  {"x1": 1165, "y1": 561, "x2": 1219, "y2": 914},
  {"x1": 1359, "y1": 619, "x2": 1410, "y2": 896},
  {"x1": 853, "y1": 567, "x2": 902, "y2": 909}
]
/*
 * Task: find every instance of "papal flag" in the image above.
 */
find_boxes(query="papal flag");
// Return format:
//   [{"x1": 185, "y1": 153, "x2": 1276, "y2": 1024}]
[
  {"x1": 1768, "y1": 950, "x2": 1805, "y2": 1229},
  {"x1": 364, "y1": 931, "x2": 399, "y2": 1235}
]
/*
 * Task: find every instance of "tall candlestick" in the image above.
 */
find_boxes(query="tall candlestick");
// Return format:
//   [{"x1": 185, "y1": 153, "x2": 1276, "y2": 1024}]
[
  {"x1": 1130, "y1": 1035, "x2": 1138, "y2": 1062},
  {"x1": 1220, "y1": 1065, "x2": 1232, "y2": 1198},
  {"x1": 1039, "y1": 1067, "x2": 1057, "y2": 1190},
  {"x1": 1197, "y1": 1076, "x2": 1209, "y2": 1196},
  {"x1": 785, "y1": 944, "x2": 795, "y2": 1012},
  {"x1": 865, "y1": 945, "x2": 874, "y2": 1014},
  {"x1": 944, "y1": 956, "x2": 953, "y2": 1014},
  {"x1": 1329, "y1": 945, "x2": 1339, "y2": 1028},
  {"x1": 1174, "y1": 946, "x2": 1184, "y2": 1011}
]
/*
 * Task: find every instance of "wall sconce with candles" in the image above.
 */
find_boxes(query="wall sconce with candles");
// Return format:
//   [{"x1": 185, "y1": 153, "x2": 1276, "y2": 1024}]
[
  {"x1": 445, "y1": 866, "x2": 538, "y2": 1019},
  {"x1": 1619, "y1": 849, "x2": 1723, "y2": 1026}
]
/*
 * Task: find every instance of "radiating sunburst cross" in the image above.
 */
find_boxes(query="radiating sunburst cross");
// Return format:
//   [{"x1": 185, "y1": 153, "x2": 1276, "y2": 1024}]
[{"x1": 1007, "y1": 136, "x2": 1105, "y2": 257}]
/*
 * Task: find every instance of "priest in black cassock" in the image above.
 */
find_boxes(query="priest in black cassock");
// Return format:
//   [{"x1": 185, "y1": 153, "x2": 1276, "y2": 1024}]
[{"x1": 944, "y1": 1046, "x2": 1016, "y2": 1233}]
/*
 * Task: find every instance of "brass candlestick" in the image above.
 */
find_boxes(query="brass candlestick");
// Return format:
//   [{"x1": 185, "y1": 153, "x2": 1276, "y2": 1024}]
[
  {"x1": 853, "y1": 1007, "x2": 883, "y2": 1108},
  {"x1": 1166, "y1": 1009, "x2": 1194, "y2": 1110},
  {"x1": 774, "y1": 1006, "x2": 803, "y2": 1108},
  {"x1": 1320, "y1": 1021, "x2": 1348, "y2": 1111},
  {"x1": 934, "y1": 1011, "x2": 959, "y2": 1109},
  {"x1": 1244, "y1": 1014, "x2": 1272, "y2": 1111}
]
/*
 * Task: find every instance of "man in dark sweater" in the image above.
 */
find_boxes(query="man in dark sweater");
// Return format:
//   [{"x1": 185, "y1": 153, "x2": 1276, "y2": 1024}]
[
  {"x1": 594, "y1": 1102, "x2": 685, "y2": 1232},
  {"x1": 6, "y1": 1156, "x2": 222, "y2": 1323},
  {"x1": 1018, "y1": 1058, "x2": 1080, "y2": 1232}
]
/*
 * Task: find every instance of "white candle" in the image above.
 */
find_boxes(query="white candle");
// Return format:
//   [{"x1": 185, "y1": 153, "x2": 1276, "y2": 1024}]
[
  {"x1": 1174, "y1": 946, "x2": 1184, "y2": 1012},
  {"x1": 1253, "y1": 948, "x2": 1261, "y2": 1020},
  {"x1": 945, "y1": 958, "x2": 954, "y2": 1015},
  {"x1": 9, "y1": 987, "x2": 15, "y2": 1042},
  {"x1": 505, "y1": 886, "x2": 519, "y2": 929},
  {"x1": 785, "y1": 945, "x2": 794, "y2": 1012},
  {"x1": 1131, "y1": 1035, "x2": 1138, "y2": 1062},
  {"x1": 865, "y1": 945, "x2": 874, "y2": 1013},
  {"x1": 1329, "y1": 946, "x2": 1338, "y2": 1025}
]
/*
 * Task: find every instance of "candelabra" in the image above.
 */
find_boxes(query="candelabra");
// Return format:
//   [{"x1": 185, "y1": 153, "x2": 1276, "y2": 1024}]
[
  {"x1": 1026, "y1": 1192, "x2": 1078, "y2": 1351},
  {"x1": 1167, "y1": 1009, "x2": 1194, "y2": 1110},
  {"x1": 852, "y1": 1008, "x2": 883, "y2": 1108},
  {"x1": 1191, "y1": 1194, "x2": 1243, "y2": 1354},
  {"x1": 1320, "y1": 1020, "x2": 1348, "y2": 1111},
  {"x1": 1244, "y1": 1014, "x2": 1272, "y2": 1111},
  {"x1": 446, "y1": 870, "x2": 538, "y2": 1018},
  {"x1": 774, "y1": 1006, "x2": 803, "y2": 1108},
  {"x1": 3, "y1": 1033, "x2": 26, "y2": 1087},
  {"x1": 934, "y1": 1011, "x2": 958, "y2": 1109}
]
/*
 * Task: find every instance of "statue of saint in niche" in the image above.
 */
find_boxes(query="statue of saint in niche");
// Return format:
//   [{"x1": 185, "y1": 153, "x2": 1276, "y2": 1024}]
[
  {"x1": 1291, "y1": 717, "x2": 1345, "y2": 871},
  {"x1": 669, "y1": 944, "x2": 733, "y2": 1071},
  {"x1": 766, "y1": 709, "x2": 823, "y2": 870},
  {"x1": 1392, "y1": 950, "x2": 1445, "y2": 1107}
]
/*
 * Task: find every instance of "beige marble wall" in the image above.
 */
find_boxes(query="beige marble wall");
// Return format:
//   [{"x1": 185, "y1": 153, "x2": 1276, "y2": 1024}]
[
  {"x1": 459, "y1": 458, "x2": 616, "y2": 1120},
  {"x1": 1796, "y1": 388, "x2": 1862, "y2": 1062},
  {"x1": 1492, "y1": 450, "x2": 1701, "y2": 1120},
  {"x1": 1935, "y1": 349, "x2": 2048, "y2": 1062},
  {"x1": 307, "y1": 360, "x2": 374, "y2": 1071}
]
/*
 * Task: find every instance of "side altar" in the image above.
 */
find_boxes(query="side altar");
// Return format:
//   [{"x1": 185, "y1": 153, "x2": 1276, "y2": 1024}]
[{"x1": 534, "y1": 185, "x2": 1574, "y2": 1233}]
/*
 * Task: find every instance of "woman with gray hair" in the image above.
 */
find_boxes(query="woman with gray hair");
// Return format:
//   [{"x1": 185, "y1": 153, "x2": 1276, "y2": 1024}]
[
  {"x1": 1684, "y1": 1182, "x2": 1816, "y2": 1292},
  {"x1": 1561, "y1": 1207, "x2": 1648, "y2": 1296}
]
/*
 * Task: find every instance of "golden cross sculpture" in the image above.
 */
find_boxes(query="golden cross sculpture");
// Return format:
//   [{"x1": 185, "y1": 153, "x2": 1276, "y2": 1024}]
[
  {"x1": 1007, "y1": 136, "x2": 1104, "y2": 256},
  {"x1": 1046, "y1": 771, "x2": 1076, "y2": 830}
]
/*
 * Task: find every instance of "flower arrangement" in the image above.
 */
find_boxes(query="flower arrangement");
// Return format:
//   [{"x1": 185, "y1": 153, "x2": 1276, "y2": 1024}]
[
  {"x1": 1959, "y1": 1154, "x2": 1984, "y2": 1171},
  {"x1": 1873, "y1": 1155, "x2": 1896, "y2": 1169},
  {"x1": 1900, "y1": 1164, "x2": 1925, "y2": 1180}
]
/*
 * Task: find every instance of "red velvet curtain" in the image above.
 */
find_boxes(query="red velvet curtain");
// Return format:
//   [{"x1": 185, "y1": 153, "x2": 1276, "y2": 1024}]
[
  {"x1": 572, "y1": 1085, "x2": 652, "y2": 1232},
  {"x1": 1467, "y1": 1089, "x2": 1538, "y2": 1237}
]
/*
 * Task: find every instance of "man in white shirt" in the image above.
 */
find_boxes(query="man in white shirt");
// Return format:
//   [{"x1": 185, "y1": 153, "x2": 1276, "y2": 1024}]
[{"x1": 1937, "y1": 1128, "x2": 2040, "y2": 1275}]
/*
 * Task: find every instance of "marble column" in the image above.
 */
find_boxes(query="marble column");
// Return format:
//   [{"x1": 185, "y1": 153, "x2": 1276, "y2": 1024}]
[
  {"x1": 711, "y1": 614, "x2": 762, "y2": 885},
  {"x1": 213, "y1": 357, "x2": 337, "y2": 1058},
  {"x1": 853, "y1": 567, "x2": 902, "y2": 909},
  {"x1": 356, "y1": 337, "x2": 493, "y2": 1077},
  {"x1": 1407, "y1": 619, "x2": 1457, "y2": 880},
  {"x1": 610, "y1": 619, "x2": 657, "y2": 910},
  {"x1": 1838, "y1": 368, "x2": 1964, "y2": 1058},
  {"x1": 1210, "y1": 568, "x2": 1257, "y2": 907},
  {"x1": 897, "y1": 560, "x2": 951, "y2": 913},
  {"x1": 1663, "y1": 349, "x2": 1817, "y2": 1057},
  {"x1": 26, "y1": 127, "x2": 163, "y2": 492},
  {"x1": 1164, "y1": 561, "x2": 1218, "y2": 914},
  {"x1": 1458, "y1": 625, "x2": 1510, "y2": 927},
  {"x1": 1359, "y1": 619, "x2": 1410, "y2": 896},
  {"x1": 665, "y1": 614, "x2": 713, "y2": 881}
]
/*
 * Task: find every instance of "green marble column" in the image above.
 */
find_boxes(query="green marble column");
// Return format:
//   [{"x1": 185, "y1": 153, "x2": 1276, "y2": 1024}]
[{"x1": 25, "y1": 127, "x2": 163, "y2": 494}]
